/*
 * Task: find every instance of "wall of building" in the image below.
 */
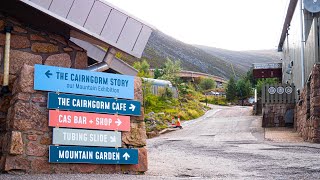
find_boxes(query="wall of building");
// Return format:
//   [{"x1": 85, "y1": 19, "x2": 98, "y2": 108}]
[
  {"x1": 0, "y1": 14, "x2": 147, "y2": 173},
  {"x1": 304, "y1": 16, "x2": 319, "y2": 78},
  {"x1": 282, "y1": 4, "x2": 302, "y2": 90},
  {"x1": 282, "y1": 7, "x2": 318, "y2": 92}
]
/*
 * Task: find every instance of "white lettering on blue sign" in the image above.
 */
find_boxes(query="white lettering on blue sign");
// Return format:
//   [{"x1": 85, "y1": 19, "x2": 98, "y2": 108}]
[
  {"x1": 57, "y1": 150, "x2": 120, "y2": 160},
  {"x1": 54, "y1": 72, "x2": 129, "y2": 87},
  {"x1": 49, "y1": 146, "x2": 138, "y2": 164},
  {"x1": 34, "y1": 65, "x2": 134, "y2": 99},
  {"x1": 56, "y1": 97, "x2": 130, "y2": 111},
  {"x1": 95, "y1": 151, "x2": 120, "y2": 160},
  {"x1": 58, "y1": 150, "x2": 94, "y2": 160},
  {"x1": 47, "y1": 93, "x2": 141, "y2": 116}
]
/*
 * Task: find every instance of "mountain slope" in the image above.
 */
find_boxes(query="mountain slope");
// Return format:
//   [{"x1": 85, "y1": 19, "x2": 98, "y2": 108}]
[
  {"x1": 195, "y1": 45, "x2": 281, "y2": 72},
  {"x1": 121, "y1": 30, "x2": 244, "y2": 79},
  {"x1": 120, "y1": 30, "x2": 280, "y2": 80}
]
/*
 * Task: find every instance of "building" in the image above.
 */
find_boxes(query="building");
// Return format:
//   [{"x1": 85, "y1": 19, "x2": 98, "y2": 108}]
[{"x1": 278, "y1": 0, "x2": 320, "y2": 142}]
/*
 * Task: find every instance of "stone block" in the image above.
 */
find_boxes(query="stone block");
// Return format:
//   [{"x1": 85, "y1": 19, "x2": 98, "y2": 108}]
[
  {"x1": 122, "y1": 122, "x2": 147, "y2": 147},
  {"x1": 312, "y1": 95, "x2": 320, "y2": 104},
  {"x1": 11, "y1": 35, "x2": 31, "y2": 49},
  {"x1": 50, "y1": 40, "x2": 57, "y2": 44},
  {"x1": 63, "y1": 47, "x2": 73, "y2": 52},
  {"x1": 27, "y1": 135, "x2": 37, "y2": 141},
  {"x1": 5, "y1": 155, "x2": 30, "y2": 172},
  {"x1": 31, "y1": 42, "x2": 58, "y2": 53},
  {"x1": 40, "y1": 136, "x2": 51, "y2": 145},
  {"x1": 312, "y1": 89, "x2": 320, "y2": 97},
  {"x1": 13, "y1": 26, "x2": 27, "y2": 33},
  {"x1": 30, "y1": 34, "x2": 46, "y2": 41},
  {"x1": 134, "y1": 78, "x2": 143, "y2": 102},
  {"x1": 11, "y1": 101, "x2": 49, "y2": 132},
  {"x1": 74, "y1": 51, "x2": 87, "y2": 69},
  {"x1": 31, "y1": 94, "x2": 47, "y2": 103},
  {"x1": 52, "y1": 164, "x2": 76, "y2": 173},
  {"x1": 9, "y1": 131, "x2": 24, "y2": 155},
  {"x1": 45, "y1": 53, "x2": 71, "y2": 68},
  {"x1": 26, "y1": 142, "x2": 47, "y2": 157},
  {"x1": 9, "y1": 50, "x2": 42, "y2": 75},
  {"x1": 121, "y1": 148, "x2": 148, "y2": 173},
  {"x1": 311, "y1": 107, "x2": 320, "y2": 117},
  {"x1": 1, "y1": 133, "x2": 10, "y2": 154},
  {"x1": 100, "y1": 165, "x2": 120, "y2": 173},
  {"x1": 75, "y1": 164, "x2": 100, "y2": 173},
  {"x1": 49, "y1": 34, "x2": 67, "y2": 45},
  {"x1": 11, "y1": 93, "x2": 31, "y2": 103},
  {"x1": 30, "y1": 158, "x2": 51, "y2": 173},
  {"x1": 12, "y1": 64, "x2": 36, "y2": 94}
]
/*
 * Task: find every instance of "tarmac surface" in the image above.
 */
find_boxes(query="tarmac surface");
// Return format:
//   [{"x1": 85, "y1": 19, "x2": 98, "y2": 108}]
[{"x1": 2, "y1": 105, "x2": 320, "y2": 179}]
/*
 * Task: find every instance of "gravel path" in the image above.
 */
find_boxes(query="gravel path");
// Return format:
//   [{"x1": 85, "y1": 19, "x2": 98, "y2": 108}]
[{"x1": 2, "y1": 105, "x2": 320, "y2": 179}]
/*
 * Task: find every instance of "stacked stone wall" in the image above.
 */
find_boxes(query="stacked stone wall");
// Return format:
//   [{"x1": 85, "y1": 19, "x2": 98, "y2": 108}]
[
  {"x1": 0, "y1": 14, "x2": 88, "y2": 142},
  {"x1": 295, "y1": 64, "x2": 320, "y2": 142}
]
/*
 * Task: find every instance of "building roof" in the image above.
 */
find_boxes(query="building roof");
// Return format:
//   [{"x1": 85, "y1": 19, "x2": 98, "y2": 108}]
[
  {"x1": 18, "y1": 0, "x2": 153, "y2": 58},
  {"x1": 71, "y1": 37, "x2": 138, "y2": 76},
  {"x1": 277, "y1": 0, "x2": 298, "y2": 52}
]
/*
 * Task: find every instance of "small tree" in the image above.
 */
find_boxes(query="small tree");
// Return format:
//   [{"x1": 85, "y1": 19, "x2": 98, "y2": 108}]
[
  {"x1": 161, "y1": 58, "x2": 181, "y2": 86},
  {"x1": 226, "y1": 76, "x2": 237, "y2": 102},
  {"x1": 245, "y1": 68, "x2": 257, "y2": 88},
  {"x1": 199, "y1": 78, "x2": 216, "y2": 91},
  {"x1": 236, "y1": 78, "x2": 252, "y2": 100},
  {"x1": 256, "y1": 78, "x2": 279, "y2": 97},
  {"x1": 154, "y1": 68, "x2": 163, "y2": 79},
  {"x1": 133, "y1": 59, "x2": 151, "y2": 78}
]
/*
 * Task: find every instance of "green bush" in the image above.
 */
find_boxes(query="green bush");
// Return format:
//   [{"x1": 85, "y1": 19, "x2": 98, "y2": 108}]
[{"x1": 201, "y1": 96, "x2": 228, "y2": 106}]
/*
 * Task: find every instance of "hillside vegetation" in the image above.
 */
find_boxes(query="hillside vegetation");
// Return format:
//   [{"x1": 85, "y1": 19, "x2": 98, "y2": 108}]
[
  {"x1": 119, "y1": 30, "x2": 244, "y2": 79},
  {"x1": 119, "y1": 30, "x2": 280, "y2": 80}
]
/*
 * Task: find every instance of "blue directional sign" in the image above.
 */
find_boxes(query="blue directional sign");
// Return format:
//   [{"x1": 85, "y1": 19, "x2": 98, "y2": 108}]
[
  {"x1": 49, "y1": 146, "x2": 138, "y2": 164},
  {"x1": 34, "y1": 64, "x2": 135, "y2": 99},
  {"x1": 47, "y1": 92, "x2": 141, "y2": 116}
]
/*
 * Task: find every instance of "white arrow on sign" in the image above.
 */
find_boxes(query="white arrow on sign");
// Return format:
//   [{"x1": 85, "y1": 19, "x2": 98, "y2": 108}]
[
  {"x1": 110, "y1": 136, "x2": 116, "y2": 142},
  {"x1": 129, "y1": 104, "x2": 136, "y2": 111},
  {"x1": 115, "y1": 118, "x2": 122, "y2": 126},
  {"x1": 123, "y1": 152, "x2": 130, "y2": 160}
]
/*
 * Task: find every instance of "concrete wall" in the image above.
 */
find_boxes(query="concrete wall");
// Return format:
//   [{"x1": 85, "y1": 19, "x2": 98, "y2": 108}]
[{"x1": 0, "y1": 14, "x2": 147, "y2": 173}]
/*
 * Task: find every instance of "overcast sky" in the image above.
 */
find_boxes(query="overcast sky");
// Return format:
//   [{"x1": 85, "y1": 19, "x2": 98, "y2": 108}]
[{"x1": 106, "y1": 0, "x2": 288, "y2": 51}]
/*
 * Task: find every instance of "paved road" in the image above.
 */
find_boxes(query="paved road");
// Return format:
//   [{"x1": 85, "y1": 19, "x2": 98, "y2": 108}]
[
  {"x1": 145, "y1": 105, "x2": 320, "y2": 179},
  {"x1": 2, "y1": 105, "x2": 320, "y2": 179}
]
